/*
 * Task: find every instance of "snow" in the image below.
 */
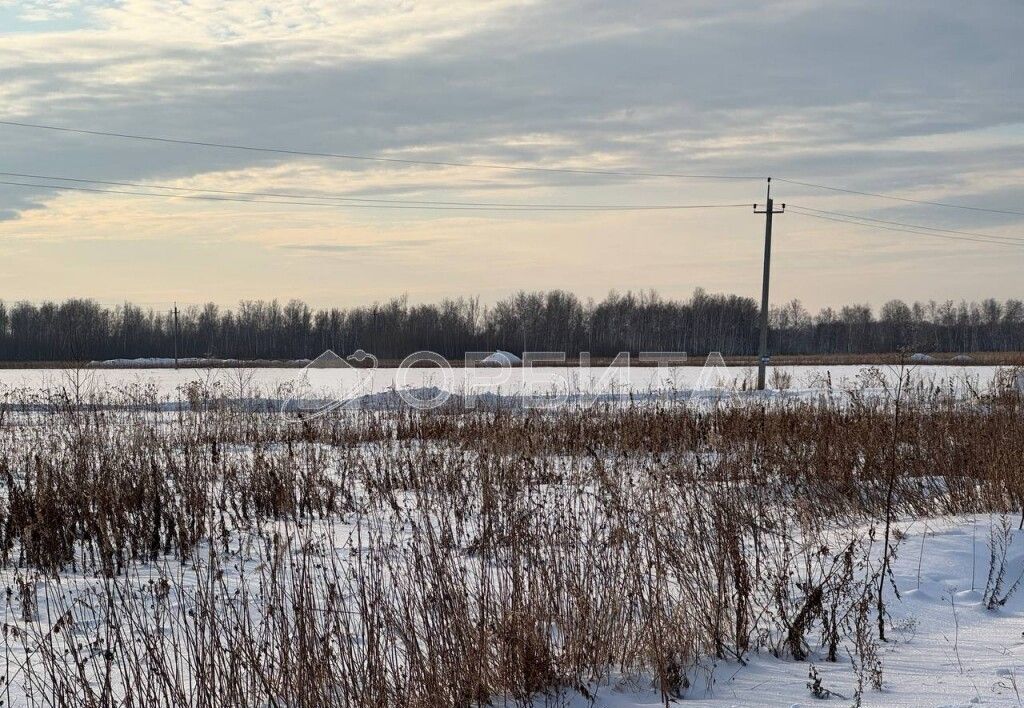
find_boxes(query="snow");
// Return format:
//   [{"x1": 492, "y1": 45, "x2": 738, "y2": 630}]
[
  {"x1": 90, "y1": 357, "x2": 308, "y2": 368},
  {"x1": 91, "y1": 356, "x2": 209, "y2": 367},
  {"x1": 304, "y1": 349, "x2": 352, "y2": 368},
  {"x1": 548, "y1": 515, "x2": 1024, "y2": 707},
  {"x1": 1, "y1": 369, "x2": 1023, "y2": 703},
  {"x1": 1, "y1": 364, "x2": 1021, "y2": 706},
  {"x1": 0, "y1": 365, "x2": 1012, "y2": 402},
  {"x1": 479, "y1": 350, "x2": 523, "y2": 366},
  {"x1": 910, "y1": 353, "x2": 937, "y2": 363},
  {"x1": 3, "y1": 510, "x2": 1022, "y2": 706}
]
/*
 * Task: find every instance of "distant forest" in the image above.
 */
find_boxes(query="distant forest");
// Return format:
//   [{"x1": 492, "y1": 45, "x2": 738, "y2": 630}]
[{"x1": 1, "y1": 289, "x2": 1023, "y2": 361}]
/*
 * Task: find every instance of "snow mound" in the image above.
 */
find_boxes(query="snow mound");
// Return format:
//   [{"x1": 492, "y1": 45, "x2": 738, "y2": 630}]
[
  {"x1": 305, "y1": 350, "x2": 353, "y2": 369},
  {"x1": 91, "y1": 357, "x2": 214, "y2": 368},
  {"x1": 90, "y1": 357, "x2": 308, "y2": 368},
  {"x1": 909, "y1": 353, "x2": 937, "y2": 363},
  {"x1": 949, "y1": 354, "x2": 974, "y2": 363},
  {"x1": 479, "y1": 350, "x2": 523, "y2": 367}
]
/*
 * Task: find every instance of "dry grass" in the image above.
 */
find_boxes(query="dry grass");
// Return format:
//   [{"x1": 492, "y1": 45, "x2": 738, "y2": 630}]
[{"x1": 0, "y1": 373, "x2": 1021, "y2": 706}]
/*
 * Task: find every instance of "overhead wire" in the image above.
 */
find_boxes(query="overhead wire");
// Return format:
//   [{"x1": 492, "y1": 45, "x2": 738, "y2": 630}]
[
  {"x1": 2, "y1": 121, "x2": 1022, "y2": 244},
  {"x1": 3, "y1": 120, "x2": 1021, "y2": 215},
  {"x1": 0, "y1": 171, "x2": 750, "y2": 211},
  {"x1": 0, "y1": 119, "x2": 762, "y2": 181},
  {"x1": 775, "y1": 177, "x2": 1024, "y2": 217},
  {"x1": 787, "y1": 207, "x2": 1024, "y2": 248},
  {"x1": 786, "y1": 204, "x2": 1024, "y2": 244},
  {"x1": 0, "y1": 178, "x2": 751, "y2": 212}
]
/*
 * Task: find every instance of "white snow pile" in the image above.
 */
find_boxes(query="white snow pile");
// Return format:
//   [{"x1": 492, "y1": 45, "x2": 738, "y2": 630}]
[
  {"x1": 549, "y1": 515, "x2": 1024, "y2": 707},
  {"x1": 89, "y1": 357, "x2": 308, "y2": 368},
  {"x1": 89, "y1": 357, "x2": 210, "y2": 368},
  {"x1": 478, "y1": 350, "x2": 523, "y2": 367},
  {"x1": 909, "y1": 353, "x2": 937, "y2": 363},
  {"x1": 304, "y1": 350, "x2": 352, "y2": 368},
  {"x1": 950, "y1": 353, "x2": 975, "y2": 363}
]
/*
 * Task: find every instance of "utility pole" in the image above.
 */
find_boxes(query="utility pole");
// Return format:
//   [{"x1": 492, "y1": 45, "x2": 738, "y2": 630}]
[
  {"x1": 173, "y1": 303, "x2": 180, "y2": 370},
  {"x1": 754, "y1": 178, "x2": 784, "y2": 390}
]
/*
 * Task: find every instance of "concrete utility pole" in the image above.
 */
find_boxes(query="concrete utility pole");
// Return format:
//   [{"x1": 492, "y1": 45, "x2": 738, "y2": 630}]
[
  {"x1": 754, "y1": 178, "x2": 784, "y2": 390},
  {"x1": 173, "y1": 303, "x2": 180, "y2": 370}
]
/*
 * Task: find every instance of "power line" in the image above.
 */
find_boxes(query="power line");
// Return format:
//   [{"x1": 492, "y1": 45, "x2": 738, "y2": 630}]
[
  {"x1": 787, "y1": 207, "x2": 1024, "y2": 248},
  {"x1": 5, "y1": 120, "x2": 1020, "y2": 218},
  {"x1": 0, "y1": 179, "x2": 471, "y2": 211},
  {"x1": 6, "y1": 173, "x2": 1015, "y2": 243},
  {"x1": 0, "y1": 178, "x2": 751, "y2": 212},
  {"x1": 0, "y1": 171, "x2": 749, "y2": 211},
  {"x1": 787, "y1": 207, "x2": 1022, "y2": 246},
  {"x1": 787, "y1": 204, "x2": 1024, "y2": 244},
  {"x1": 776, "y1": 177, "x2": 1024, "y2": 217},
  {"x1": 0, "y1": 119, "x2": 762, "y2": 181},
  {"x1": 3, "y1": 120, "x2": 1021, "y2": 218}
]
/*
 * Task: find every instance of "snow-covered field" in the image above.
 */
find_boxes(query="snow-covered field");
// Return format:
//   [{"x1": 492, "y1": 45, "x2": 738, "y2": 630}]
[
  {"x1": 6, "y1": 512, "x2": 1023, "y2": 707},
  {"x1": 641, "y1": 516, "x2": 1024, "y2": 708},
  {"x1": 0, "y1": 364, "x2": 1012, "y2": 401},
  {"x1": 0, "y1": 374, "x2": 1021, "y2": 707}
]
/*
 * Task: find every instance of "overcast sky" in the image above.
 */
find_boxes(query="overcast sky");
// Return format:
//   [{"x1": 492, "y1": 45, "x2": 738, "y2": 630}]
[{"x1": 0, "y1": 0, "x2": 1021, "y2": 311}]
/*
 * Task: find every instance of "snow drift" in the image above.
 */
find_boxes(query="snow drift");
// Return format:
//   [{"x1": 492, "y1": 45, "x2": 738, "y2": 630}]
[{"x1": 478, "y1": 350, "x2": 523, "y2": 367}]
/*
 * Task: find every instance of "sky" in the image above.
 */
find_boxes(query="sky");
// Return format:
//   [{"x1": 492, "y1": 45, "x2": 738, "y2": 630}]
[{"x1": 0, "y1": 0, "x2": 1021, "y2": 312}]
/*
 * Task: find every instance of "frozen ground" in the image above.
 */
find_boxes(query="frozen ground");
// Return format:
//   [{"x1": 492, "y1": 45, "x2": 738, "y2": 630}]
[
  {"x1": 0, "y1": 368, "x2": 1021, "y2": 706},
  {"x1": 0, "y1": 364, "x2": 1012, "y2": 402},
  {"x1": 3, "y1": 511, "x2": 1021, "y2": 706},
  {"x1": 559, "y1": 516, "x2": 1024, "y2": 707}
]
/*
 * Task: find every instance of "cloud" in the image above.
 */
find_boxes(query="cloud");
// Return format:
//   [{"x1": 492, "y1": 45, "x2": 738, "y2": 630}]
[
  {"x1": 279, "y1": 238, "x2": 442, "y2": 254},
  {"x1": 0, "y1": 0, "x2": 1021, "y2": 307},
  {"x1": 0, "y1": 0, "x2": 81, "y2": 23}
]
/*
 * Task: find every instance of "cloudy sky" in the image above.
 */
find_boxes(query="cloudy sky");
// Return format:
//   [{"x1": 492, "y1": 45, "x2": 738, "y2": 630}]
[{"x1": 0, "y1": 0, "x2": 1021, "y2": 310}]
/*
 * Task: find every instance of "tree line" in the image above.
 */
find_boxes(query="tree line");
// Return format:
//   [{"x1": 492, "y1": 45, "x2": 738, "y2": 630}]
[{"x1": 0, "y1": 290, "x2": 1022, "y2": 361}]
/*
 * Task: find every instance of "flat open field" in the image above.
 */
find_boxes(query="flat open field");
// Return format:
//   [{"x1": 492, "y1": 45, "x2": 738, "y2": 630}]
[
  {"x1": 0, "y1": 364, "x2": 1015, "y2": 404},
  {"x1": 0, "y1": 367, "x2": 1021, "y2": 706},
  {"x1": 3, "y1": 352, "x2": 1024, "y2": 369}
]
